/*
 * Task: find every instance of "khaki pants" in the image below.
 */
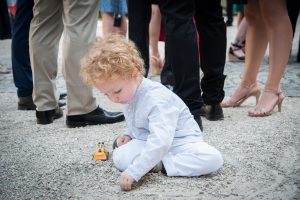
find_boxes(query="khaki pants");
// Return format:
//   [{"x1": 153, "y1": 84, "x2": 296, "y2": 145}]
[{"x1": 29, "y1": 0, "x2": 98, "y2": 115}]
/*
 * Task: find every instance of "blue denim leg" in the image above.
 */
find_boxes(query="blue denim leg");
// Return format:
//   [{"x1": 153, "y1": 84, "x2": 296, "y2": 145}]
[{"x1": 11, "y1": 0, "x2": 34, "y2": 97}]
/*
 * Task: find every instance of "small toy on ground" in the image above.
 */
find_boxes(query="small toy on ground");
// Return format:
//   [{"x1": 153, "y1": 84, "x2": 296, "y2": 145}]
[{"x1": 92, "y1": 142, "x2": 109, "y2": 161}]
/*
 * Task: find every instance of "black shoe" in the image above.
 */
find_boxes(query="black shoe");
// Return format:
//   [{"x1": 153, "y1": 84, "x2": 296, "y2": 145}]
[
  {"x1": 18, "y1": 96, "x2": 66, "y2": 110},
  {"x1": 200, "y1": 104, "x2": 224, "y2": 121},
  {"x1": 59, "y1": 92, "x2": 67, "y2": 100},
  {"x1": 194, "y1": 115, "x2": 203, "y2": 132},
  {"x1": 199, "y1": 106, "x2": 206, "y2": 117},
  {"x1": 58, "y1": 101, "x2": 66, "y2": 107},
  {"x1": 18, "y1": 96, "x2": 36, "y2": 110},
  {"x1": 226, "y1": 20, "x2": 233, "y2": 27},
  {"x1": 66, "y1": 106, "x2": 125, "y2": 128},
  {"x1": 36, "y1": 107, "x2": 63, "y2": 125}
]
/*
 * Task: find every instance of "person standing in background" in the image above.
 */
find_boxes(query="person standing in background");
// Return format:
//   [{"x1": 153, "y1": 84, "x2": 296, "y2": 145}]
[
  {"x1": 287, "y1": 0, "x2": 300, "y2": 62},
  {"x1": 195, "y1": 0, "x2": 227, "y2": 121},
  {"x1": 222, "y1": 0, "x2": 292, "y2": 117},
  {"x1": 11, "y1": 0, "x2": 35, "y2": 110},
  {"x1": 29, "y1": 0, "x2": 124, "y2": 126},
  {"x1": 0, "y1": 0, "x2": 12, "y2": 74},
  {"x1": 99, "y1": 0, "x2": 128, "y2": 36}
]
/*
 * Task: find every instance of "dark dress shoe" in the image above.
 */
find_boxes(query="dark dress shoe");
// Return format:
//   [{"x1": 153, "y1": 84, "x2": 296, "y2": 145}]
[
  {"x1": 201, "y1": 104, "x2": 224, "y2": 121},
  {"x1": 194, "y1": 115, "x2": 203, "y2": 132},
  {"x1": 66, "y1": 106, "x2": 125, "y2": 128},
  {"x1": 18, "y1": 96, "x2": 36, "y2": 110},
  {"x1": 226, "y1": 20, "x2": 233, "y2": 27},
  {"x1": 58, "y1": 101, "x2": 66, "y2": 107},
  {"x1": 59, "y1": 92, "x2": 67, "y2": 100},
  {"x1": 36, "y1": 107, "x2": 63, "y2": 125},
  {"x1": 18, "y1": 96, "x2": 66, "y2": 110}
]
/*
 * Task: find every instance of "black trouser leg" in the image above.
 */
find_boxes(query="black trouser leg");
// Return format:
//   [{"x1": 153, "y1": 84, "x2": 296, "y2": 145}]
[
  {"x1": 160, "y1": 36, "x2": 175, "y2": 87},
  {"x1": 226, "y1": 0, "x2": 233, "y2": 25},
  {"x1": 286, "y1": 0, "x2": 300, "y2": 62},
  {"x1": 159, "y1": 0, "x2": 203, "y2": 115},
  {"x1": 195, "y1": 0, "x2": 226, "y2": 105},
  {"x1": 0, "y1": 0, "x2": 12, "y2": 39},
  {"x1": 127, "y1": 0, "x2": 151, "y2": 76}
]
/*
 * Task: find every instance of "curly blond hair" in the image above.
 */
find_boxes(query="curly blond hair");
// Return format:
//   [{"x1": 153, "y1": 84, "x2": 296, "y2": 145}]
[{"x1": 81, "y1": 34, "x2": 145, "y2": 86}]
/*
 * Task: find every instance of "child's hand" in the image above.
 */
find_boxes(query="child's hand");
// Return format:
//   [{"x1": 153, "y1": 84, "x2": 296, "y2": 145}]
[
  {"x1": 120, "y1": 171, "x2": 134, "y2": 191},
  {"x1": 117, "y1": 135, "x2": 132, "y2": 147}
]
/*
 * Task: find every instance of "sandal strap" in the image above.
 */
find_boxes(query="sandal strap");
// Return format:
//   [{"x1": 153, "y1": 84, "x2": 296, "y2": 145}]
[
  {"x1": 242, "y1": 82, "x2": 257, "y2": 90},
  {"x1": 231, "y1": 43, "x2": 244, "y2": 49},
  {"x1": 150, "y1": 55, "x2": 160, "y2": 62},
  {"x1": 263, "y1": 89, "x2": 282, "y2": 96}
]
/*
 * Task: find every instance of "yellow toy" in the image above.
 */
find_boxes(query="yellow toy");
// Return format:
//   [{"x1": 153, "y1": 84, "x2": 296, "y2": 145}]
[{"x1": 92, "y1": 142, "x2": 109, "y2": 161}]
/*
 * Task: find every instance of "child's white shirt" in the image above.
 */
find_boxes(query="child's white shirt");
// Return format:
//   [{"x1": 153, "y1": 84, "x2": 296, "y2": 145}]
[{"x1": 122, "y1": 77, "x2": 203, "y2": 181}]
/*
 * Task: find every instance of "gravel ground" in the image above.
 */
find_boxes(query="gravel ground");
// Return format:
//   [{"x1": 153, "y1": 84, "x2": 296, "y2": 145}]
[{"x1": 0, "y1": 93, "x2": 299, "y2": 200}]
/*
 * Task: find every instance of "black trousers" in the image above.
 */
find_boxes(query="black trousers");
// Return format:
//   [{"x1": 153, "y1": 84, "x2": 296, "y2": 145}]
[
  {"x1": 127, "y1": 0, "x2": 151, "y2": 77},
  {"x1": 195, "y1": 0, "x2": 226, "y2": 105},
  {"x1": 287, "y1": 0, "x2": 300, "y2": 62},
  {"x1": 226, "y1": 0, "x2": 233, "y2": 24},
  {"x1": 158, "y1": 0, "x2": 203, "y2": 116},
  {"x1": 127, "y1": 0, "x2": 225, "y2": 116},
  {"x1": 0, "y1": 0, "x2": 11, "y2": 39}
]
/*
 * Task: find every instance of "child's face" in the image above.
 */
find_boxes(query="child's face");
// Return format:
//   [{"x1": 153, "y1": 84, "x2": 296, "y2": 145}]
[{"x1": 95, "y1": 75, "x2": 141, "y2": 104}]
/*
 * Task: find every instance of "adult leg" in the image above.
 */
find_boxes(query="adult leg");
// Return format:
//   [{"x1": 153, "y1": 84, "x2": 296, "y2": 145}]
[
  {"x1": 149, "y1": 4, "x2": 163, "y2": 77},
  {"x1": 226, "y1": 0, "x2": 233, "y2": 26},
  {"x1": 233, "y1": 17, "x2": 247, "y2": 46},
  {"x1": 195, "y1": 0, "x2": 226, "y2": 106},
  {"x1": 221, "y1": 0, "x2": 267, "y2": 107},
  {"x1": 101, "y1": 12, "x2": 115, "y2": 35},
  {"x1": 249, "y1": 0, "x2": 292, "y2": 116},
  {"x1": 29, "y1": 0, "x2": 63, "y2": 111},
  {"x1": 111, "y1": 0, "x2": 128, "y2": 36},
  {"x1": 127, "y1": 0, "x2": 151, "y2": 76},
  {"x1": 0, "y1": 0, "x2": 11, "y2": 39},
  {"x1": 158, "y1": 0, "x2": 203, "y2": 118},
  {"x1": 228, "y1": 17, "x2": 247, "y2": 62},
  {"x1": 235, "y1": 4, "x2": 245, "y2": 27},
  {"x1": 112, "y1": 15, "x2": 127, "y2": 36},
  {"x1": 101, "y1": 12, "x2": 127, "y2": 36},
  {"x1": 12, "y1": 0, "x2": 34, "y2": 109},
  {"x1": 194, "y1": 0, "x2": 226, "y2": 121},
  {"x1": 261, "y1": 0, "x2": 292, "y2": 91},
  {"x1": 62, "y1": 0, "x2": 99, "y2": 115},
  {"x1": 287, "y1": 0, "x2": 300, "y2": 62},
  {"x1": 286, "y1": 0, "x2": 300, "y2": 35},
  {"x1": 162, "y1": 141, "x2": 223, "y2": 176}
]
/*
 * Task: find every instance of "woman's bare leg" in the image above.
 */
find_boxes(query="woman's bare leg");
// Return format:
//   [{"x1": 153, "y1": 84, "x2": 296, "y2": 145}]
[
  {"x1": 222, "y1": 0, "x2": 267, "y2": 107},
  {"x1": 149, "y1": 4, "x2": 162, "y2": 76},
  {"x1": 261, "y1": 0, "x2": 292, "y2": 91},
  {"x1": 101, "y1": 12, "x2": 114, "y2": 36},
  {"x1": 249, "y1": 0, "x2": 292, "y2": 116},
  {"x1": 103, "y1": 12, "x2": 127, "y2": 36}
]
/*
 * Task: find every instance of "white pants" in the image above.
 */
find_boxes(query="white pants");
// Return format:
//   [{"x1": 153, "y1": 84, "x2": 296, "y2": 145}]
[{"x1": 113, "y1": 139, "x2": 223, "y2": 176}]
